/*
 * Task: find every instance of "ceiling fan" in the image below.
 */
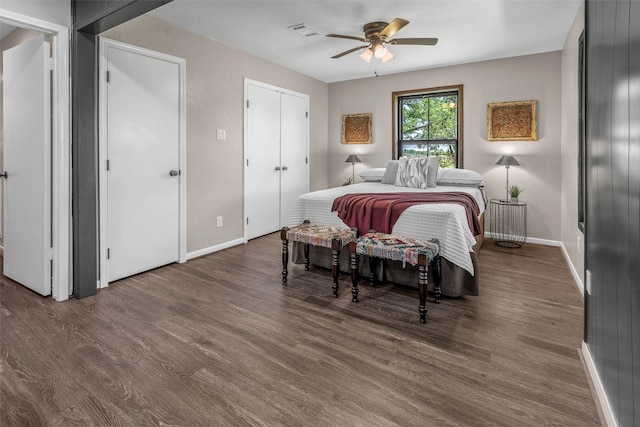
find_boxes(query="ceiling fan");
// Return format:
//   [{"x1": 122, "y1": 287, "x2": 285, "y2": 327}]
[{"x1": 326, "y1": 18, "x2": 438, "y2": 63}]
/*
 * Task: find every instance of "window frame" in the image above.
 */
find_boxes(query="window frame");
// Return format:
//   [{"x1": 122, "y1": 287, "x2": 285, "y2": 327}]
[{"x1": 392, "y1": 84, "x2": 464, "y2": 167}]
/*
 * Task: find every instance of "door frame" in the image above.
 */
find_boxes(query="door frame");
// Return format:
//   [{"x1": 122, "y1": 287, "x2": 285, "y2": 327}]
[
  {"x1": 243, "y1": 78, "x2": 309, "y2": 242},
  {"x1": 98, "y1": 37, "x2": 186, "y2": 288},
  {"x1": 0, "y1": 9, "x2": 71, "y2": 302}
]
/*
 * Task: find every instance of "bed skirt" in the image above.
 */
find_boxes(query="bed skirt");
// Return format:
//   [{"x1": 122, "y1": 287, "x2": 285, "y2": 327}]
[{"x1": 291, "y1": 243, "x2": 479, "y2": 297}]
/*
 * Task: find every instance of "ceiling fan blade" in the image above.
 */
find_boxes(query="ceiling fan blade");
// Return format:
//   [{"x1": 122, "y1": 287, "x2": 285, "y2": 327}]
[
  {"x1": 380, "y1": 18, "x2": 409, "y2": 39},
  {"x1": 331, "y1": 45, "x2": 369, "y2": 59},
  {"x1": 326, "y1": 34, "x2": 368, "y2": 42},
  {"x1": 388, "y1": 37, "x2": 439, "y2": 46}
]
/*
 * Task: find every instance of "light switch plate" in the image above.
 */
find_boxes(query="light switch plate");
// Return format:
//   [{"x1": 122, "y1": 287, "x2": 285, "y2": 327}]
[{"x1": 216, "y1": 129, "x2": 226, "y2": 140}]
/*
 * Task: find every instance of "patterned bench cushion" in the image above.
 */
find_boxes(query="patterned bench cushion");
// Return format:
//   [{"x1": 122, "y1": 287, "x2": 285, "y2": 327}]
[
  {"x1": 356, "y1": 232, "x2": 440, "y2": 266},
  {"x1": 286, "y1": 224, "x2": 357, "y2": 248}
]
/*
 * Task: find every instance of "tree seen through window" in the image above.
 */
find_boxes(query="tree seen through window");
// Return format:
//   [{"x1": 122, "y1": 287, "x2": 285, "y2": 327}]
[{"x1": 397, "y1": 90, "x2": 460, "y2": 168}]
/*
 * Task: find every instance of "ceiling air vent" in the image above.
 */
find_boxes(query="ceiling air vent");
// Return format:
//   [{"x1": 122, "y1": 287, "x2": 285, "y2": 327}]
[{"x1": 288, "y1": 24, "x2": 318, "y2": 37}]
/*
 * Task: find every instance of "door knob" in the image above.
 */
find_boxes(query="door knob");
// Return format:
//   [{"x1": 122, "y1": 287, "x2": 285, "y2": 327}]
[
  {"x1": 282, "y1": 166, "x2": 288, "y2": 171},
  {"x1": 0, "y1": 172, "x2": 7, "y2": 179},
  {"x1": 275, "y1": 166, "x2": 281, "y2": 171},
  {"x1": 169, "y1": 170, "x2": 179, "y2": 177}
]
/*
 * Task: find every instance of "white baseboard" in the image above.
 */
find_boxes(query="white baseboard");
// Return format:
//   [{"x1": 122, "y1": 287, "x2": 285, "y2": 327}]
[
  {"x1": 581, "y1": 342, "x2": 618, "y2": 427},
  {"x1": 186, "y1": 238, "x2": 245, "y2": 260},
  {"x1": 560, "y1": 242, "x2": 584, "y2": 297},
  {"x1": 483, "y1": 232, "x2": 560, "y2": 247}
]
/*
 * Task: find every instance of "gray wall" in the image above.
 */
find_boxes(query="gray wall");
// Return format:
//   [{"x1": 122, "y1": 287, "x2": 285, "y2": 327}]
[
  {"x1": 585, "y1": 1, "x2": 640, "y2": 426},
  {"x1": 328, "y1": 51, "x2": 563, "y2": 242},
  {"x1": 101, "y1": 15, "x2": 328, "y2": 254}
]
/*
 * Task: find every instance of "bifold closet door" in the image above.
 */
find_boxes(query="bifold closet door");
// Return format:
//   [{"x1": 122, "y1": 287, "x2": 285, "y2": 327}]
[
  {"x1": 245, "y1": 84, "x2": 282, "y2": 239},
  {"x1": 279, "y1": 93, "x2": 308, "y2": 226}
]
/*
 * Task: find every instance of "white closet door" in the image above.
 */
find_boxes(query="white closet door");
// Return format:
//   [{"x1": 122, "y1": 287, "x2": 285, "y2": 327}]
[
  {"x1": 279, "y1": 93, "x2": 308, "y2": 226},
  {"x1": 105, "y1": 43, "x2": 181, "y2": 282},
  {"x1": 2, "y1": 36, "x2": 51, "y2": 296},
  {"x1": 245, "y1": 84, "x2": 281, "y2": 239}
]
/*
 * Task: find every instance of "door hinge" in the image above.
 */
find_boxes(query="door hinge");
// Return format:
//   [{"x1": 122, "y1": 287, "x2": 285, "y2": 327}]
[
  {"x1": 106, "y1": 70, "x2": 110, "y2": 83},
  {"x1": 106, "y1": 159, "x2": 110, "y2": 171},
  {"x1": 306, "y1": 157, "x2": 308, "y2": 164},
  {"x1": 246, "y1": 218, "x2": 249, "y2": 225},
  {"x1": 246, "y1": 159, "x2": 249, "y2": 167},
  {"x1": 48, "y1": 57, "x2": 54, "y2": 70},
  {"x1": 246, "y1": 100, "x2": 250, "y2": 108},
  {"x1": 306, "y1": 111, "x2": 308, "y2": 118},
  {"x1": 107, "y1": 248, "x2": 110, "y2": 260}
]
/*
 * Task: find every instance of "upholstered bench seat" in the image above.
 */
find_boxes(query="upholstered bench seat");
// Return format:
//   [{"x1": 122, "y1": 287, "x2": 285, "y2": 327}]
[
  {"x1": 281, "y1": 221, "x2": 358, "y2": 297},
  {"x1": 349, "y1": 232, "x2": 441, "y2": 323}
]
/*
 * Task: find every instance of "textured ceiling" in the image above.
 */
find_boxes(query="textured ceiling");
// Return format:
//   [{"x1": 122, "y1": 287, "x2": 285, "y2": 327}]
[{"x1": 148, "y1": 0, "x2": 582, "y2": 83}]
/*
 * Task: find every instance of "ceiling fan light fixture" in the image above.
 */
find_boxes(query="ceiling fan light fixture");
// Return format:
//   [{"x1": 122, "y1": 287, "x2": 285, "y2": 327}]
[
  {"x1": 373, "y1": 44, "x2": 388, "y2": 59},
  {"x1": 381, "y1": 50, "x2": 394, "y2": 63},
  {"x1": 359, "y1": 48, "x2": 373, "y2": 63}
]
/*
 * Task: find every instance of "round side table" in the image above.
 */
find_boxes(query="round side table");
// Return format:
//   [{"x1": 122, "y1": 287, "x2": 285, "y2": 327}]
[{"x1": 489, "y1": 199, "x2": 527, "y2": 248}]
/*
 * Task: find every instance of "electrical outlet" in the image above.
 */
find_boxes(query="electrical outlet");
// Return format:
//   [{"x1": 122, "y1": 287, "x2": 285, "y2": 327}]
[{"x1": 216, "y1": 216, "x2": 223, "y2": 227}]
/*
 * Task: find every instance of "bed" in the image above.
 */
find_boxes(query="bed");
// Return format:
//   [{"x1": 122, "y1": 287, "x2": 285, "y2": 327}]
[{"x1": 287, "y1": 165, "x2": 486, "y2": 297}]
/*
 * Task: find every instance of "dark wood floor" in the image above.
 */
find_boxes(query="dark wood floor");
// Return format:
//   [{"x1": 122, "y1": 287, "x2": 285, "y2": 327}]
[{"x1": 1, "y1": 234, "x2": 601, "y2": 426}]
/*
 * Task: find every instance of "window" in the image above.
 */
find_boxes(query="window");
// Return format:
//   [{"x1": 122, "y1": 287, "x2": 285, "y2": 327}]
[{"x1": 393, "y1": 85, "x2": 463, "y2": 168}]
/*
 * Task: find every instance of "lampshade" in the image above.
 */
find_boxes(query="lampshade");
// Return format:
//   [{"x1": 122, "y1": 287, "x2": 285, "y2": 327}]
[
  {"x1": 381, "y1": 50, "x2": 395, "y2": 63},
  {"x1": 495, "y1": 155, "x2": 520, "y2": 167},
  {"x1": 373, "y1": 44, "x2": 388, "y2": 59},
  {"x1": 496, "y1": 155, "x2": 520, "y2": 203},
  {"x1": 359, "y1": 48, "x2": 373, "y2": 63},
  {"x1": 345, "y1": 154, "x2": 362, "y2": 163}
]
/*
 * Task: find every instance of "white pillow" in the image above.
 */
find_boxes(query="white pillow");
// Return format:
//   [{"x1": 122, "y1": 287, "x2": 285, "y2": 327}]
[
  {"x1": 381, "y1": 160, "x2": 399, "y2": 184},
  {"x1": 358, "y1": 168, "x2": 385, "y2": 182},
  {"x1": 395, "y1": 157, "x2": 429, "y2": 188},
  {"x1": 426, "y1": 156, "x2": 440, "y2": 188},
  {"x1": 436, "y1": 168, "x2": 486, "y2": 186}
]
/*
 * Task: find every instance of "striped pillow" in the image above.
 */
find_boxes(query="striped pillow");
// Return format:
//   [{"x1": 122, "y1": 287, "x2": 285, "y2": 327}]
[{"x1": 395, "y1": 157, "x2": 430, "y2": 188}]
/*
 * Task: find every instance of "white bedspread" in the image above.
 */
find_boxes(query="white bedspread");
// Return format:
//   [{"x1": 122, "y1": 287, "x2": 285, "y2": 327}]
[{"x1": 287, "y1": 182, "x2": 485, "y2": 275}]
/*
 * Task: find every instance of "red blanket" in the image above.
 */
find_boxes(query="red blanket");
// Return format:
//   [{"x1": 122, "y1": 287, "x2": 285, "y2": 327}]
[{"x1": 331, "y1": 191, "x2": 482, "y2": 235}]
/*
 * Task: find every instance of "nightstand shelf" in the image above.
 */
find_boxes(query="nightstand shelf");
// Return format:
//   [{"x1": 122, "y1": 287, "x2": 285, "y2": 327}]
[{"x1": 489, "y1": 199, "x2": 527, "y2": 248}]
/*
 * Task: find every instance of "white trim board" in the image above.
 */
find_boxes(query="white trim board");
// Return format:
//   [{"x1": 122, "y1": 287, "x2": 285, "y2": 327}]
[
  {"x1": 97, "y1": 38, "x2": 187, "y2": 289},
  {"x1": 186, "y1": 238, "x2": 245, "y2": 260},
  {"x1": 581, "y1": 342, "x2": 618, "y2": 427},
  {"x1": 0, "y1": 8, "x2": 71, "y2": 302}
]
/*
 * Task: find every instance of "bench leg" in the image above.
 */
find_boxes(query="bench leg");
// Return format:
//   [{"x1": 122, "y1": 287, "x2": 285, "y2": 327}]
[
  {"x1": 280, "y1": 227, "x2": 289, "y2": 283},
  {"x1": 349, "y1": 242, "x2": 359, "y2": 303},
  {"x1": 418, "y1": 256, "x2": 429, "y2": 324},
  {"x1": 368, "y1": 257, "x2": 379, "y2": 286},
  {"x1": 331, "y1": 238, "x2": 340, "y2": 298},
  {"x1": 418, "y1": 253, "x2": 429, "y2": 323},
  {"x1": 432, "y1": 255, "x2": 442, "y2": 304},
  {"x1": 304, "y1": 243, "x2": 310, "y2": 271}
]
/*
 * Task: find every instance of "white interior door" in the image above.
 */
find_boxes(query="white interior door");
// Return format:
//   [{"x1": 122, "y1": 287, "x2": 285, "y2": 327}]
[
  {"x1": 2, "y1": 35, "x2": 51, "y2": 296},
  {"x1": 104, "y1": 42, "x2": 181, "y2": 282},
  {"x1": 245, "y1": 83, "x2": 281, "y2": 239},
  {"x1": 279, "y1": 92, "x2": 308, "y2": 226}
]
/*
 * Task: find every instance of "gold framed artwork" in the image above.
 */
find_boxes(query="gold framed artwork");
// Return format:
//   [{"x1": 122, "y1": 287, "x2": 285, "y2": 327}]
[
  {"x1": 342, "y1": 113, "x2": 372, "y2": 144},
  {"x1": 487, "y1": 100, "x2": 537, "y2": 141}
]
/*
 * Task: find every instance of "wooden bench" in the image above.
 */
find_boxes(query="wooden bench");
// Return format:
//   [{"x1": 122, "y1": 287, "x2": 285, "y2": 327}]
[
  {"x1": 281, "y1": 221, "x2": 358, "y2": 297},
  {"x1": 348, "y1": 232, "x2": 441, "y2": 323}
]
